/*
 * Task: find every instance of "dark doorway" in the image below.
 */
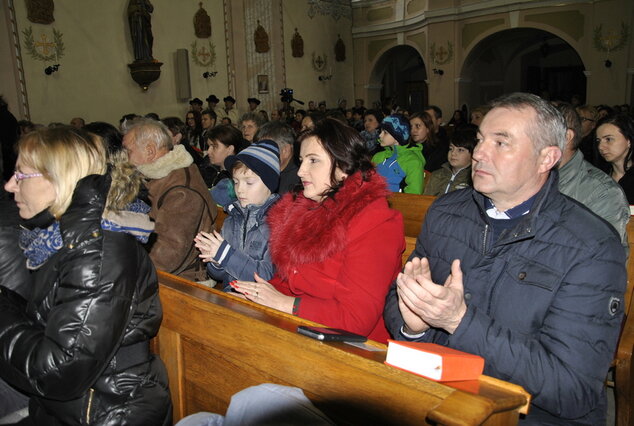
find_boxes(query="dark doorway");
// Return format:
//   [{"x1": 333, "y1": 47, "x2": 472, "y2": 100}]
[
  {"x1": 460, "y1": 28, "x2": 586, "y2": 108},
  {"x1": 370, "y1": 45, "x2": 427, "y2": 112}
]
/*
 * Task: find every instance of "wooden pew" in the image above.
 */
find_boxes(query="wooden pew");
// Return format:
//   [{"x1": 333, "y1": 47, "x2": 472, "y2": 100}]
[
  {"x1": 155, "y1": 272, "x2": 529, "y2": 425},
  {"x1": 207, "y1": 192, "x2": 634, "y2": 425}
]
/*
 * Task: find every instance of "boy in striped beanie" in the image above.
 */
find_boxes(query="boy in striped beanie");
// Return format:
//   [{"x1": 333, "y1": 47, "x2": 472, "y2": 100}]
[{"x1": 194, "y1": 140, "x2": 281, "y2": 290}]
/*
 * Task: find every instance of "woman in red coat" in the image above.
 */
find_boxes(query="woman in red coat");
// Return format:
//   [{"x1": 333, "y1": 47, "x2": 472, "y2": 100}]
[{"x1": 233, "y1": 118, "x2": 404, "y2": 342}]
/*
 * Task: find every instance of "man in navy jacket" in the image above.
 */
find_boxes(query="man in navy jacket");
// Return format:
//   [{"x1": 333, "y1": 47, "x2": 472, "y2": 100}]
[{"x1": 384, "y1": 92, "x2": 626, "y2": 425}]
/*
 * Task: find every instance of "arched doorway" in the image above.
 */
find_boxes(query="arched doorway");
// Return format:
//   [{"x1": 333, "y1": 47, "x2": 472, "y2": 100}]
[
  {"x1": 460, "y1": 28, "x2": 586, "y2": 108},
  {"x1": 370, "y1": 45, "x2": 427, "y2": 112}
]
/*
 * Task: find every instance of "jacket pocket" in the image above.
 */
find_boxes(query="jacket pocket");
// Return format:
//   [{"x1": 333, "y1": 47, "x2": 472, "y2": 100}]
[{"x1": 505, "y1": 256, "x2": 563, "y2": 291}]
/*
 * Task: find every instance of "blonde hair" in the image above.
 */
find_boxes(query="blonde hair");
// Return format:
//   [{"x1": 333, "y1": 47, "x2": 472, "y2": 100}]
[{"x1": 18, "y1": 127, "x2": 107, "y2": 218}]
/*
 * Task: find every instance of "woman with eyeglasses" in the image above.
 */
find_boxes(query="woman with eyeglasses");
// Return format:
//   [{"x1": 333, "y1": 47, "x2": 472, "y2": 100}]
[{"x1": 0, "y1": 127, "x2": 171, "y2": 425}]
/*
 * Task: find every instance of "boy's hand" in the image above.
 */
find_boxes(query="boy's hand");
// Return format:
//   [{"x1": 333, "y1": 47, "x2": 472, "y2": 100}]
[{"x1": 194, "y1": 230, "x2": 225, "y2": 262}]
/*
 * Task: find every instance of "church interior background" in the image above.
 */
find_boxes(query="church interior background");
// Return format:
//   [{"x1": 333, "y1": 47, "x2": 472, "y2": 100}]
[{"x1": 1, "y1": 0, "x2": 632, "y2": 125}]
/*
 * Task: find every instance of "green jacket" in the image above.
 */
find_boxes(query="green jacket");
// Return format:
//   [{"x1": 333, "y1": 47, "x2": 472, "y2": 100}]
[{"x1": 372, "y1": 145, "x2": 425, "y2": 194}]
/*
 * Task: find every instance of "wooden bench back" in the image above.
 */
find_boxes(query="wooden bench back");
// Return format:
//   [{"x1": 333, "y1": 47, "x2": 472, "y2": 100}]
[{"x1": 155, "y1": 272, "x2": 529, "y2": 425}]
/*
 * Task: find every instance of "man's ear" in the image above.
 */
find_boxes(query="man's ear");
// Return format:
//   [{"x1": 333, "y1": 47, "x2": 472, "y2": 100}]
[
  {"x1": 564, "y1": 129, "x2": 575, "y2": 149},
  {"x1": 145, "y1": 143, "x2": 158, "y2": 162},
  {"x1": 538, "y1": 146, "x2": 562, "y2": 173}
]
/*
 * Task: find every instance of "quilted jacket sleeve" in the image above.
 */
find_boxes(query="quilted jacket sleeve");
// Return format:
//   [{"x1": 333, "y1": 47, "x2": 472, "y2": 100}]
[{"x1": 0, "y1": 232, "x2": 145, "y2": 400}]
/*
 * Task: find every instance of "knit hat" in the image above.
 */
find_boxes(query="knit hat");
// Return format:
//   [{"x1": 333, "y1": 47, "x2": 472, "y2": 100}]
[
  {"x1": 381, "y1": 114, "x2": 410, "y2": 145},
  {"x1": 224, "y1": 139, "x2": 280, "y2": 193}
]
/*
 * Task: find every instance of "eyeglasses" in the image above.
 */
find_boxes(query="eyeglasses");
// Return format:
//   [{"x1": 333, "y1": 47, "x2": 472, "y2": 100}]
[{"x1": 13, "y1": 171, "x2": 43, "y2": 182}]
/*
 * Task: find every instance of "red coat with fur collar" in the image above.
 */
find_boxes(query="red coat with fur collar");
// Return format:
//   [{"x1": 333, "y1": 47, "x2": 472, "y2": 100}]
[{"x1": 268, "y1": 171, "x2": 404, "y2": 343}]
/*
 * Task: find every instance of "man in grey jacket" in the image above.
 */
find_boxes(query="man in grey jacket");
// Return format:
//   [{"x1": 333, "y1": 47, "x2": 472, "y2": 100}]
[
  {"x1": 384, "y1": 93, "x2": 626, "y2": 424},
  {"x1": 556, "y1": 102, "x2": 629, "y2": 250}
]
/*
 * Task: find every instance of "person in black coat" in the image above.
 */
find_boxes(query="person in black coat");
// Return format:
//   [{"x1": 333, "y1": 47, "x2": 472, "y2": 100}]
[{"x1": 0, "y1": 127, "x2": 171, "y2": 425}]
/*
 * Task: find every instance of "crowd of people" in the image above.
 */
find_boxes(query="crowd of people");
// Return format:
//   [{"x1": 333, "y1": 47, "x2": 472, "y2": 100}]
[{"x1": 0, "y1": 91, "x2": 633, "y2": 424}]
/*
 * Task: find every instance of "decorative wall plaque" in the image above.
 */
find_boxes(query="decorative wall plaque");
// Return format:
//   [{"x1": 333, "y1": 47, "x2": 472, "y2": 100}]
[
  {"x1": 254, "y1": 21, "x2": 269, "y2": 53},
  {"x1": 22, "y1": 26, "x2": 64, "y2": 62},
  {"x1": 335, "y1": 34, "x2": 345, "y2": 62},
  {"x1": 291, "y1": 28, "x2": 304, "y2": 58},
  {"x1": 593, "y1": 23, "x2": 629, "y2": 52},
  {"x1": 25, "y1": 0, "x2": 54, "y2": 24},
  {"x1": 194, "y1": 2, "x2": 211, "y2": 38},
  {"x1": 430, "y1": 41, "x2": 453, "y2": 65},
  {"x1": 311, "y1": 52, "x2": 327, "y2": 72}
]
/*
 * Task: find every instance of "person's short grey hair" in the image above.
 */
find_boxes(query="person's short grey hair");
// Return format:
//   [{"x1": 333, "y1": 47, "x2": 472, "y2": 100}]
[
  {"x1": 489, "y1": 92, "x2": 566, "y2": 153},
  {"x1": 255, "y1": 121, "x2": 296, "y2": 147},
  {"x1": 239, "y1": 112, "x2": 264, "y2": 127},
  {"x1": 556, "y1": 103, "x2": 582, "y2": 150},
  {"x1": 125, "y1": 117, "x2": 173, "y2": 151}
]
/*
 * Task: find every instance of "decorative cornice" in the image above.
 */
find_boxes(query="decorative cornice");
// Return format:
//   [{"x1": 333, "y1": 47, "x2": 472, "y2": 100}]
[{"x1": 352, "y1": 0, "x2": 595, "y2": 38}]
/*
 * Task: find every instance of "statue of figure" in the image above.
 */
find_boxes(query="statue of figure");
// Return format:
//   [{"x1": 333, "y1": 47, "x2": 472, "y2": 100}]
[{"x1": 128, "y1": 0, "x2": 154, "y2": 61}]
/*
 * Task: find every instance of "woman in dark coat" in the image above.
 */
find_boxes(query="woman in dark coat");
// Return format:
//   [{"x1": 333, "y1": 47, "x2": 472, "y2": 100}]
[{"x1": 0, "y1": 127, "x2": 171, "y2": 425}]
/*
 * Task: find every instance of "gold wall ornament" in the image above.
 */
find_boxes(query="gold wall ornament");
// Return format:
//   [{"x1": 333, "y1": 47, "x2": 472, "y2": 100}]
[
  {"x1": 430, "y1": 41, "x2": 453, "y2": 65},
  {"x1": 254, "y1": 21, "x2": 269, "y2": 53},
  {"x1": 334, "y1": 34, "x2": 345, "y2": 62},
  {"x1": 25, "y1": 0, "x2": 54, "y2": 24},
  {"x1": 22, "y1": 26, "x2": 65, "y2": 62},
  {"x1": 194, "y1": 2, "x2": 211, "y2": 38},
  {"x1": 191, "y1": 40, "x2": 216, "y2": 67},
  {"x1": 311, "y1": 52, "x2": 327, "y2": 72},
  {"x1": 593, "y1": 23, "x2": 629, "y2": 53},
  {"x1": 291, "y1": 28, "x2": 304, "y2": 58}
]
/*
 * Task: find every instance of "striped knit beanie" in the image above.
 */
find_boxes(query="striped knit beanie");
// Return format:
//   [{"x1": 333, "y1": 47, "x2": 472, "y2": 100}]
[{"x1": 224, "y1": 139, "x2": 280, "y2": 192}]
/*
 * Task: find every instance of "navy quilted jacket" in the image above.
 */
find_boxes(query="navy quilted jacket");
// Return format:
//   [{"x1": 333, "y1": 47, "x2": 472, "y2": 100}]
[{"x1": 384, "y1": 171, "x2": 626, "y2": 425}]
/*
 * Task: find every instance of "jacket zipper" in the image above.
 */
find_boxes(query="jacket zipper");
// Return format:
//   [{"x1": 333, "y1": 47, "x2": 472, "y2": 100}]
[
  {"x1": 481, "y1": 224, "x2": 489, "y2": 255},
  {"x1": 242, "y1": 209, "x2": 250, "y2": 247},
  {"x1": 85, "y1": 388, "x2": 95, "y2": 424}
]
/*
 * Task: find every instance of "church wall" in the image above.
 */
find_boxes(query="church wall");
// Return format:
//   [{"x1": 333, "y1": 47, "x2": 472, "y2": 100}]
[
  {"x1": 282, "y1": 0, "x2": 354, "y2": 111},
  {"x1": 0, "y1": 0, "x2": 354, "y2": 127},
  {"x1": 353, "y1": 0, "x2": 634, "y2": 117},
  {"x1": 3, "y1": 0, "x2": 232, "y2": 125}
]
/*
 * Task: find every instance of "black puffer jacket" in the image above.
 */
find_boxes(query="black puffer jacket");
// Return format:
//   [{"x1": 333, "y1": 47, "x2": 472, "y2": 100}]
[{"x1": 0, "y1": 174, "x2": 171, "y2": 425}]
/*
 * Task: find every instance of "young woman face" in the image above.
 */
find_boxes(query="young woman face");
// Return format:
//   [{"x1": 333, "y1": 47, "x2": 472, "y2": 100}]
[
  {"x1": 597, "y1": 123, "x2": 631, "y2": 166},
  {"x1": 4, "y1": 161, "x2": 57, "y2": 219},
  {"x1": 297, "y1": 136, "x2": 345, "y2": 202},
  {"x1": 207, "y1": 139, "x2": 235, "y2": 168},
  {"x1": 448, "y1": 143, "x2": 472, "y2": 171},
  {"x1": 409, "y1": 117, "x2": 429, "y2": 143},
  {"x1": 186, "y1": 113, "x2": 196, "y2": 129},
  {"x1": 364, "y1": 114, "x2": 379, "y2": 132}
]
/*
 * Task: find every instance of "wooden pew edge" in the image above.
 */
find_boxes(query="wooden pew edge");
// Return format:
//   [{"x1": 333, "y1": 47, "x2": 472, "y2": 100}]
[{"x1": 156, "y1": 271, "x2": 529, "y2": 424}]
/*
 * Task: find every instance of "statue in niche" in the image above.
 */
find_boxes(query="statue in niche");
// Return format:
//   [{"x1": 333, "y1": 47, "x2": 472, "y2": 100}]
[
  {"x1": 291, "y1": 28, "x2": 303, "y2": 58},
  {"x1": 25, "y1": 0, "x2": 55, "y2": 24},
  {"x1": 254, "y1": 21, "x2": 269, "y2": 53},
  {"x1": 335, "y1": 34, "x2": 345, "y2": 62},
  {"x1": 128, "y1": 0, "x2": 154, "y2": 61},
  {"x1": 194, "y1": 2, "x2": 211, "y2": 38}
]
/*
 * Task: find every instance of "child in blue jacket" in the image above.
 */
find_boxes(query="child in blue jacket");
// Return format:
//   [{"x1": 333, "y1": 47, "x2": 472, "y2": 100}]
[{"x1": 194, "y1": 140, "x2": 280, "y2": 290}]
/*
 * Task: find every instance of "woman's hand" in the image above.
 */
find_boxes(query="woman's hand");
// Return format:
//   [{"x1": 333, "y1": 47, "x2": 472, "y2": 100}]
[
  {"x1": 194, "y1": 230, "x2": 224, "y2": 262},
  {"x1": 232, "y1": 273, "x2": 295, "y2": 314}
]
